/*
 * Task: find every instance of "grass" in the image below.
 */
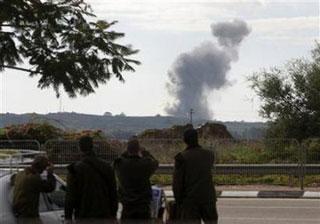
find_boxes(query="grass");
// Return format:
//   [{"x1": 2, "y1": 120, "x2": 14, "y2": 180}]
[
  {"x1": 0, "y1": 128, "x2": 5, "y2": 135},
  {"x1": 0, "y1": 149, "x2": 19, "y2": 159},
  {"x1": 150, "y1": 174, "x2": 320, "y2": 188}
]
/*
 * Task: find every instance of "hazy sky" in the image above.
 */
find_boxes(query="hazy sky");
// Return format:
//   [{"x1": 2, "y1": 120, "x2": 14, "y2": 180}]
[{"x1": 1, "y1": 0, "x2": 319, "y2": 121}]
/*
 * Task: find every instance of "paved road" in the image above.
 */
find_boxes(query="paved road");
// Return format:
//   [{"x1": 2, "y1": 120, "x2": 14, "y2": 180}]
[{"x1": 217, "y1": 198, "x2": 320, "y2": 224}]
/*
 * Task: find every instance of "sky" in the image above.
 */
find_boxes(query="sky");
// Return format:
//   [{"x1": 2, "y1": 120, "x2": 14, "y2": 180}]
[{"x1": 0, "y1": 0, "x2": 319, "y2": 121}]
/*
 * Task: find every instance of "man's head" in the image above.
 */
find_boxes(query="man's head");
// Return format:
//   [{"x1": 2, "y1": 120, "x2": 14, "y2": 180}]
[
  {"x1": 79, "y1": 136, "x2": 93, "y2": 153},
  {"x1": 127, "y1": 136, "x2": 140, "y2": 155},
  {"x1": 183, "y1": 128, "x2": 199, "y2": 147},
  {"x1": 31, "y1": 155, "x2": 49, "y2": 173}
]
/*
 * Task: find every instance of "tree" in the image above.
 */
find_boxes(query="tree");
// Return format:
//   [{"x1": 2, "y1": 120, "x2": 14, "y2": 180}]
[
  {"x1": 249, "y1": 42, "x2": 320, "y2": 141},
  {"x1": 0, "y1": 0, "x2": 140, "y2": 97}
]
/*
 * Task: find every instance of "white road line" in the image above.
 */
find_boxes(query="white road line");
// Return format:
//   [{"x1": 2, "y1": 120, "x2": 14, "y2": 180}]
[
  {"x1": 304, "y1": 191, "x2": 320, "y2": 198},
  {"x1": 220, "y1": 191, "x2": 259, "y2": 197},
  {"x1": 219, "y1": 198, "x2": 320, "y2": 201},
  {"x1": 221, "y1": 217, "x2": 320, "y2": 222},
  {"x1": 219, "y1": 206, "x2": 320, "y2": 209}
]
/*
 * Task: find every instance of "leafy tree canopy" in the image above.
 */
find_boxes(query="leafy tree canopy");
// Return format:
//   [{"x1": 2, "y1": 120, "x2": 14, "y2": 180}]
[
  {"x1": 250, "y1": 42, "x2": 320, "y2": 141},
  {"x1": 0, "y1": 0, "x2": 140, "y2": 97}
]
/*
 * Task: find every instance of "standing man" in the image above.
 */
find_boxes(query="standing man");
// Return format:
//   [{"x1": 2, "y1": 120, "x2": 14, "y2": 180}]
[
  {"x1": 173, "y1": 128, "x2": 218, "y2": 224},
  {"x1": 64, "y1": 136, "x2": 118, "y2": 223},
  {"x1": 13, "y1": 155, "x2": 56, "y2": 219},
  {"x1": 114, "y1": 136, "x2": 159, "y2": 222}
]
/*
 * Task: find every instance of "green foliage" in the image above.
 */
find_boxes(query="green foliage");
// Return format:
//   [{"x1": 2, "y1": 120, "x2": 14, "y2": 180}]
[
  {"x1": 303, "y1": 138, "x2": 320, "y2": 163},
  {"x1": 249, "y1": 42, "x2": 320, "y2": 141},
  {"x1": 63, "y1": 129, "x2": 107, "y2": 140},
  {"x1": 0, "y1": 128, "x2": 6, "y2": 140},
  {"x1": 151, "y1": 175, "x2": 172, "y2": 186},
  {"x1": 150, "y1": 174, "x2": 320, "y2": 187},
  {"x1": 215, "y1": 175, "x2": 293, "y2": 186},
  {"x1": 0, "y1": 0, "x2": 140, "y2": 97},
  {"x1": 4, "y1": 122, "x2": 63, "y2": 143},
  {"x1": 216, "y1": 144, "x2": 267, "y2": 164}
]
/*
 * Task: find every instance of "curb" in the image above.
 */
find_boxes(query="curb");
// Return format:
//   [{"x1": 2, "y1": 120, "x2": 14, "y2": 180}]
[{"x1": 164, "y1": 190, "x2": 320, "y2": 199}]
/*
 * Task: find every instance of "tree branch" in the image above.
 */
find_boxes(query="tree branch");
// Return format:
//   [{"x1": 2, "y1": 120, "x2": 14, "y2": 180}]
[
  {"x1": 1, "y1": 65, "x2": 37, "y2": 73},
  {"x1": 0, "y1": 31, "x2": 15, "y2": 35},
  {"x1": 1, "y1": 23, "x2": 36, "y2": 29}
]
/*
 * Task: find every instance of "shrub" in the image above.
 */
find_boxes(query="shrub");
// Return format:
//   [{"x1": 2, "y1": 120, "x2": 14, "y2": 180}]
[{"x1": 5, "y1": 123, "x2": 63, "y2": 143}]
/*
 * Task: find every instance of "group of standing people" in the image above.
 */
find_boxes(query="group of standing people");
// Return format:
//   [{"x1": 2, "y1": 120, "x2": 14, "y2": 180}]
[{"x1": 12, "y1": 128, "x2": 218, "y2": 224}]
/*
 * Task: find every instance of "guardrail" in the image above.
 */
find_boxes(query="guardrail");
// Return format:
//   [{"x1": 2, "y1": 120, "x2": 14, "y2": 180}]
[
  {"x1": 2, "y1": 163, "x2": 319, "y2": 179},
  {"x1": 1, "y1": 138, "x2": 319, "y2": 190},
  {"x1": 1, "y1": 163, "x2": 319, "y2": 190}
]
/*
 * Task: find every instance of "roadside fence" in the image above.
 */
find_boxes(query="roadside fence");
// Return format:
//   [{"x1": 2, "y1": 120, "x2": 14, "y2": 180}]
[
  {"x1": 0, "y1": 140, "x2": 40, "y2": 151},
  {"x1": 43, "y1": 140, "x2": 122, "y2": 164},
  {"x1": 0, "y1": 138, "x2": 319, "y2": 189}
]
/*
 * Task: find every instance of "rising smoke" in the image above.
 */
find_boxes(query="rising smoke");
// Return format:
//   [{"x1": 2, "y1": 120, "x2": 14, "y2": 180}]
[{"x1": 165, "y1": 19, "x2": 251, "y2": 119}]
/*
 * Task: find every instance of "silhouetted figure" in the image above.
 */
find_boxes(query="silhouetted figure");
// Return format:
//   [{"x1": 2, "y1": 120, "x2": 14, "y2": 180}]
[
  {"x1": 114, "y1": 136, "x2": 159, "y2": 223},
  {"x1": 173, "y1": 129, "x2": 218, "y2": 224},
  {"x1": 64, "y1": 136, "x2": 118, "y2": 223},
  {"x1": 13, "y1": 155, "x2": 56, "y2": 222}
]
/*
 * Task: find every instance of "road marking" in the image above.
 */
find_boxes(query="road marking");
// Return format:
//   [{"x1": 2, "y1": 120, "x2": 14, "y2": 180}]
[
  {"x1": 221, "y1": 217, "x2": 320, "y2": 222},
  {"x1": 304, "y1": 191, "x2": 320, "y2": 198},
  {"x1": 164, "y1": 190, "x2": 174, "y2": 197},
  {"x1": 219, "y1": 206, "x2": 320, "y2": 209},
  {"x1": 219, "y1": 198, "x2": 320, "y2": 202},
  {"x1": 220, "y1": 191, "x2": 258, "y2": 197}
]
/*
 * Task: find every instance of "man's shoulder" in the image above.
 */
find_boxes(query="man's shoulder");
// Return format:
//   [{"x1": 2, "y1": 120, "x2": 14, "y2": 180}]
[
  {"x1": 15, "y1": 170, "x2": 42, "y2": 186},
  {"x1": 113, "y1": 156, "x2": 122, "y2": 167},
  {"x1": 174, "y1": 152, "x2": 185, "y2": 162}
]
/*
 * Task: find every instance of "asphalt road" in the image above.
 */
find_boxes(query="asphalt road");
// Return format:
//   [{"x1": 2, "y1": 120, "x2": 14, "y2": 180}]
[{"x1": 217, "y1": 198, "x2": 320, "y2": 224}]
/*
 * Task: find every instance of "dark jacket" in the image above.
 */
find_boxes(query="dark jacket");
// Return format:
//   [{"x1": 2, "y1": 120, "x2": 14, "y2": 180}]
[
  {"x1": 113, "y1": 150, "x2": 159, "y2": 205},
  {"x1": 173, "y1": 146, "x2": 216, "y2": 205},
  {"x1": 13, "y1": 168, "x2": 56, "y2": 217},
  {"x1": 64, "y1": 151, "x2": 118, "y2": 220}
]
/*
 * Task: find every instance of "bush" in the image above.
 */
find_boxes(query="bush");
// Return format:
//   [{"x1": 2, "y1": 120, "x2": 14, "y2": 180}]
[
  {"x1": 4, "y1": 123, "x2": 63, "y2": 143},
  {"x1": 304, "y1": 139, "x2": 320, "y2": 163}
]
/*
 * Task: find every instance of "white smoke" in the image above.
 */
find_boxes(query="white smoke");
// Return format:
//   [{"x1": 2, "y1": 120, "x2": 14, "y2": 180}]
[{"x1": 165, "y1": 19, "x2": 251, "y2": 119}]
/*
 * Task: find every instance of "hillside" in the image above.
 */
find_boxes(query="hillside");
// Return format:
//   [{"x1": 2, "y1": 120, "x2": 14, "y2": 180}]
[{"x1": 0, "y1": 112, "x2": 266, "y2": 140}]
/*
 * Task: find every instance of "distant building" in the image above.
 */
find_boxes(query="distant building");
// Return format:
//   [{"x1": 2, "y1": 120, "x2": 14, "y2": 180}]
[{"x1": 103, "y1": 112, "x2": 113, "y2": 116}]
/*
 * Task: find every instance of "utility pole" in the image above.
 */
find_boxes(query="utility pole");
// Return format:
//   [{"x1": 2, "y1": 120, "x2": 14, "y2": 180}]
[
  {"x1": 189, "y1": 108, "x2": 194, "y2": 125},
  {"x1": 59, "y1": 96, "x2": 62, "y2": 112}
]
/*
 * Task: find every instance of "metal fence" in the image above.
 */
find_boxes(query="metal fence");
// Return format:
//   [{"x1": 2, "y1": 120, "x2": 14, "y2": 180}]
[
  {"x1": 138, "y1": 138, "x2": 319, "y2": 190},
  {"x1": 0, "y1": 140, "x2": 44, "y2": 173},
  {"x1": 43, "y1": 140, "x2": 123, "y2": 164},
  {"x1": 138, "y1": 138, "x2": 304, "y2": 164},
  {"x1": 1, "y1": 138, "x2": 319, "y2": 189},
  {"x1": 0, "y1": 140, "x2": 40, "y2": 151}
]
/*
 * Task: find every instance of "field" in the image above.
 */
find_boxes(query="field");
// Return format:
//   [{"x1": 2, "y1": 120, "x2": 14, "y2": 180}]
[{"x1": 141, "y1": 139, "x2": 320, "y2": 188}]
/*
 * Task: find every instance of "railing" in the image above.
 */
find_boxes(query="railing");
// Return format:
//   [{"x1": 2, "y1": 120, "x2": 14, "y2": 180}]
[
  {"x1": 2, "y1": 163, "x2": 319, "y2": 175},
  {"x1": 0, "y1": 138, "x2": 319, "y2": 190}
]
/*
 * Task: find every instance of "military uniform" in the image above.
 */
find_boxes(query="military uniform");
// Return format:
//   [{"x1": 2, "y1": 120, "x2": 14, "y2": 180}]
[
  {"x1": 113, "y1": 150, "x2": 159, "y2": 221},
  {"x1": 64, "y1": 151, "x2": 118, "y2": 221},
  {"x1": 173, "y1": 146, "x2": 218, "y2": 224},
  {"x1": 13, "y1": 168, "x2": 56, "y2": 217}
]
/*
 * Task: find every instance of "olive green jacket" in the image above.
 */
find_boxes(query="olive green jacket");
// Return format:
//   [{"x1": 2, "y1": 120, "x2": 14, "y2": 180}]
[{"x1": 13, "y1": 168, "x2": 56, "y2": 217}]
